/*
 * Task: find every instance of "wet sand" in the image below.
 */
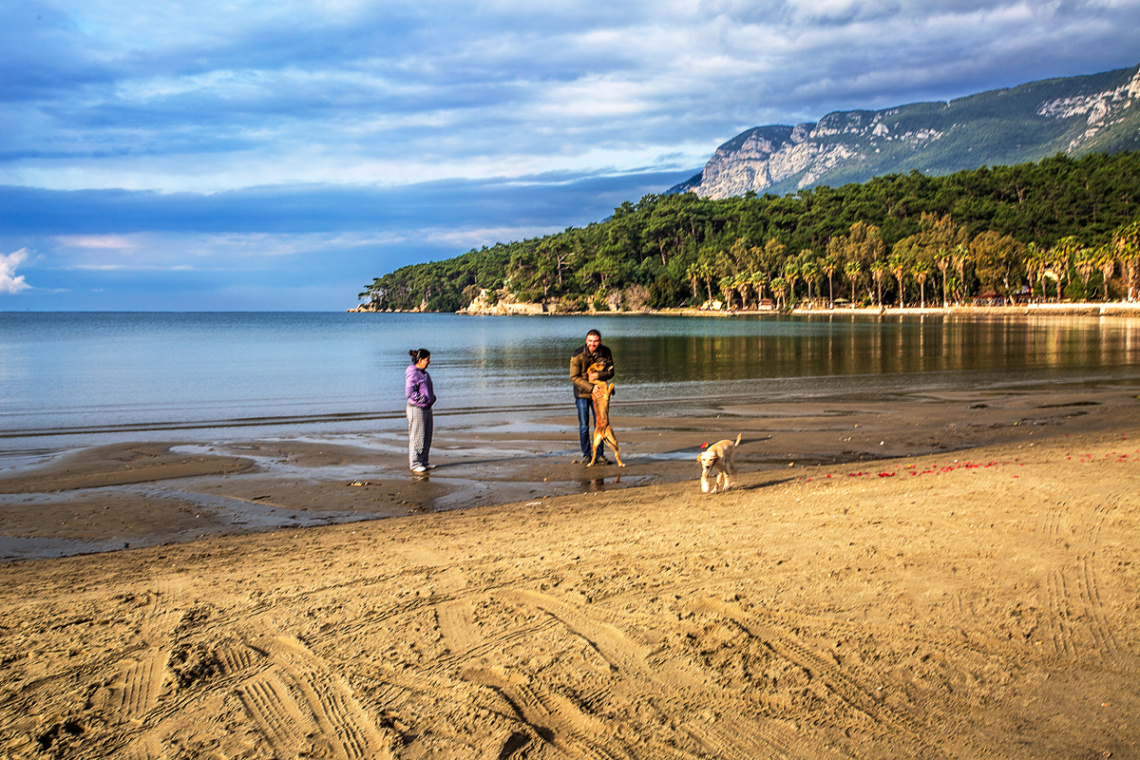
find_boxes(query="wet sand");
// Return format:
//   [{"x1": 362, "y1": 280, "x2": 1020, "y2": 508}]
[
  {"x1": 2, "y1": 381, "x2": 1139, "y2": 560},
  {"x1": 1, "y1": 383, "x2": 1139, "y2": 758}
]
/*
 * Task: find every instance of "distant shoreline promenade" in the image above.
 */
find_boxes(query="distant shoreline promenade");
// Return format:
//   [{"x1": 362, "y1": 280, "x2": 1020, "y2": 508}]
[{"x1": 351, "y1": 300, "x2": 1140, "y2": 317}]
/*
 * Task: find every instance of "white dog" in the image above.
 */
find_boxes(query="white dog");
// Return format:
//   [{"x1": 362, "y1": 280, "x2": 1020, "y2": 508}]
[{"x1": 697, "y1": 434, "x2": 742, "y2": 493}]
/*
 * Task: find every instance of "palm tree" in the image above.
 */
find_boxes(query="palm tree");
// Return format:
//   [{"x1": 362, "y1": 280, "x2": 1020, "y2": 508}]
[
  {"x1": 912, "y1": 257, "x2": 932, "y2": 308},
  {"x1": 951, "y1": 244, "x2": 970, "y2": 304},
  {"x1": 770, "y1": 277, "x2": 788, "y2": 310},
  {"x1": 1023, "y1": 242, "x2": 1039, "y2": 300},
  {"x1": 1075, "y1": 246, "x2": 1096, "y2": 299},
  {"x1": 718, "y1": 275, "x2": 737, "y2": 309},
  {"x1": 1024, "y1": 242, "x2": 1047, "y2": 301},
  {"x1": 845, "y1": 260, "x2": 862, "y2": 305},
  {"x1": 693, "y1": 260, "x2": 714, "y2": 304},
  {"x1": 1115, "y1": 220, "x2": 1140, "y2": 301},
  {"x1": 935, "y1": 247, "x2": 952, "y2": 306},
  {"x1": 1122, "y1": 244, "x2": 1140, "y2": 303},
  {"x1": 734, "y1": 273, "x2": 753, "y2": 309},
  {"x1": 783, "y1": 259, "x2": 800, "y2": 306},
  {"x1": 751, "y1": 270, "x2": 769, "y2": 306},
  {"x1": 1051, "y1": 236, "x2": 1080, "y2": 302},
  {"x1": 870, "y1": 259, "x2": 887, "y2": 307},
  {"x1": 888, "y1": 251, "x2": 910, "y2": 308},
  {"x1": 821, "y1": 255, "x2": 838, "y2": 307},
  {"x1": 800, "y1": 255, "x2": 820, "y2": 306},
  {"x1": 1095, "y1": 244, "x2": 1116, "y2": 301},
  {"x1": 685, "y1": 262, "x2": 701, "y2": 301}
]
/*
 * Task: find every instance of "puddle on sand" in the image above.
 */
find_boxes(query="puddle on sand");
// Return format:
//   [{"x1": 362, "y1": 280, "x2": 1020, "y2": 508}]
[{"x1": 0, "y1": 535, "x2": 132, "y2": 562}]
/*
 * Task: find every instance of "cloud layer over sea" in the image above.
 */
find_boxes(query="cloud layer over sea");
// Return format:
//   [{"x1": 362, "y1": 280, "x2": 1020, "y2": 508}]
[{"x1": 3, "y1": 0, "x2": 1139, "y2": 309}]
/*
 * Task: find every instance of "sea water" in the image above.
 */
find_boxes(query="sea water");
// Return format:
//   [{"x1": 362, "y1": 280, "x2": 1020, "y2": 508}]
[{"x1": 3, "y1": 311, "x2": 1140, "y2": 458}]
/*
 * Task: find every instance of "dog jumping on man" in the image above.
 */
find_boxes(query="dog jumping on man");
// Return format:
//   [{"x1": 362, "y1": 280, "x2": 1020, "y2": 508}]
[{"x1": 585, "y1": 361, "x2": 625, "y2": 467}]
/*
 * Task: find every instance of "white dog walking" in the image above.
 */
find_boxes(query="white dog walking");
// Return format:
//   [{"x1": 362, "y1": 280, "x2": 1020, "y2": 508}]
[{"x1": 697, "y1": 434, "x2": 742, "y2": 493}]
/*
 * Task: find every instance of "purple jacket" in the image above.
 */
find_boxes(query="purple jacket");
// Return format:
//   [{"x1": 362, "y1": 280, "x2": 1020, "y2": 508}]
[{"x1": 405, "y1": 364, "x2": 436, "y2": 408}]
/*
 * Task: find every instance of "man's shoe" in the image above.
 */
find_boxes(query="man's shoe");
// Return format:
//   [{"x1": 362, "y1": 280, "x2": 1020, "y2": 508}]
[{"x1": 412, "y1": 465, "x2": 427, "y2": 473}]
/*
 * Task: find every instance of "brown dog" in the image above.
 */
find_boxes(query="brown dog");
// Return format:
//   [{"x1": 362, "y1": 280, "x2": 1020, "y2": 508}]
[
  {"x1": 697, "y1": 434, "x2": 741, "y2": 492},
  {"x1": 586, "y1": 361, "x2": 625, "y2": 467}
]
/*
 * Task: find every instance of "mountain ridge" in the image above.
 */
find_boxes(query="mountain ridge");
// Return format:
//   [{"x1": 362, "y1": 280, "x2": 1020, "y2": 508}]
[{"x1": 673, "y1": 63, "x2": 1140, "y2": 199}]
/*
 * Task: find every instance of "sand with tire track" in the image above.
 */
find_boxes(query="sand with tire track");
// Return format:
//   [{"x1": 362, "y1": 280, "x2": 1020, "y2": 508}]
[{"x1": 1, "y1": 387, "x2": 1139, "y2": 758}]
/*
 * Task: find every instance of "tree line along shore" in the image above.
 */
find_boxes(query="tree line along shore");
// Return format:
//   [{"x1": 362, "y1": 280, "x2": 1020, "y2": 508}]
[{"x1": 357, "y1": 151, "x2": 1140, "y2": 314}]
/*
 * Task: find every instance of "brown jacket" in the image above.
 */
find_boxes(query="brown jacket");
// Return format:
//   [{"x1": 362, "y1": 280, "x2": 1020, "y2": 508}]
[{"x1": 570, "y1": 344, "x2": 614, "y2": 399}]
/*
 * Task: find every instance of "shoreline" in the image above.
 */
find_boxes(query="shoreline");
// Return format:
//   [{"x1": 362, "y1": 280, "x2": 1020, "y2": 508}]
[
  {"x1": 353, "y1": 300, "x2": 1140, "y2": 317},
  {"x1": 4, "y1": 378, "x2": 1140, "y2": 562}
]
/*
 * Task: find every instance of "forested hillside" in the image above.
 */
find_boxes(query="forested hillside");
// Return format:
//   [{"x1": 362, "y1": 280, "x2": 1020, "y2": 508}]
[{"x1": 359, "y1": 152, "x2": 1140, "y2": 312}]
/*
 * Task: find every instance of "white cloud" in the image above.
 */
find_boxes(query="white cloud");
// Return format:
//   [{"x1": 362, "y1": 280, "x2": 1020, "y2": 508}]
[
  {"x1": 46, "y1": 231, "x2": 412, "y2": 271},
  {"x1": 0, "y1": 249, "x2": 32, "y2": 293},
  {"x1": 422, "y1": 225, "x2": 563, "y2": 249},
  {"x1": 4, "y1": 0, "x2": 1137, "y2": 197},
  {"x1": 53, "y1": 234, "x2": 139, "y2": 251}
]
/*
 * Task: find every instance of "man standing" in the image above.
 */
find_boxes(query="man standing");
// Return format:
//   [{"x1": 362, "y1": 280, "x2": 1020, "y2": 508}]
[{"x1": 570, "y1": 329, "x2": 614, "y2": 464}]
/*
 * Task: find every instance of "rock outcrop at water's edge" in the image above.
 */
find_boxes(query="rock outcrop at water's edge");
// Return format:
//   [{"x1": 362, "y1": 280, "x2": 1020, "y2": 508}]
[{"x1": 454, "y1": 289, "x2": 546, "y2": 315}]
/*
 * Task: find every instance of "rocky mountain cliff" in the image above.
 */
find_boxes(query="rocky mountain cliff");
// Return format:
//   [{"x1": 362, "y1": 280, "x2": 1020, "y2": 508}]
[{"x1": 673, "y1": 64, "x2": 1140, "y2": 199}]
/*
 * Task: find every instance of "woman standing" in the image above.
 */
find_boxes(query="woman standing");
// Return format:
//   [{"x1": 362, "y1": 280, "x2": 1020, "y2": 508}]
[{"x1": 405, "y1": 348, "x2": 436, "y2": 473}]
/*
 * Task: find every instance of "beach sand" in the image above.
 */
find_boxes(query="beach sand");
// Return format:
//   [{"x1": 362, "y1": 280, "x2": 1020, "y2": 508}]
[{"x1": 2, "y1": 383, "x2": 1139, "y2": 758}]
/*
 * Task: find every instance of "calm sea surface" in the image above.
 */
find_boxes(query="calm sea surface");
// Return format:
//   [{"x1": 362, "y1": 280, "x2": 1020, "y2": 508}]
[{"x1": 3, "y1": 311, "x2": 1140, "y2": 456}]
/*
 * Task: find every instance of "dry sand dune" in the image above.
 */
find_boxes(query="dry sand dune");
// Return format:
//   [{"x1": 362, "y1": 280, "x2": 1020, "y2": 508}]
[{"x1": 1, "y1": 385, "x2": 1139, "y2": 759}]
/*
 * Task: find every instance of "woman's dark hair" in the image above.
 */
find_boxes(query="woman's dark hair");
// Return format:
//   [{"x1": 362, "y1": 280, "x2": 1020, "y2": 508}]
[{"x1": 409, "y1": 348, "x2": 431, "y2": 363}]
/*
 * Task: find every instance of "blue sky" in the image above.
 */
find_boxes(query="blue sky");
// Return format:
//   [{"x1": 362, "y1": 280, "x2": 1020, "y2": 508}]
[{"x1": 2, "y1": 0, "x2": 1139, "y2": 310}]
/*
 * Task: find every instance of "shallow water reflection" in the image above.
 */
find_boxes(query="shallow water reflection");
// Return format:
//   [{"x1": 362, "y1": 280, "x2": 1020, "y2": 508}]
[{"x1": 3, "y1": 312, "x2": 1139, "y2": 443}]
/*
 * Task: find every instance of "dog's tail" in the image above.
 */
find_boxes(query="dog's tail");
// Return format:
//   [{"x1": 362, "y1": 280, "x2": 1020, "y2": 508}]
[{"x1": 734, "y1": 433, "x2": 742, "y2": 446}]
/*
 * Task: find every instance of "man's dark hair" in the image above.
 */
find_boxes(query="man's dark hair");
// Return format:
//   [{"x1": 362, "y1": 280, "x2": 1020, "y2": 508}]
[{"x1": 586, "y1": 329, "x2": 601, "y2": 339}]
